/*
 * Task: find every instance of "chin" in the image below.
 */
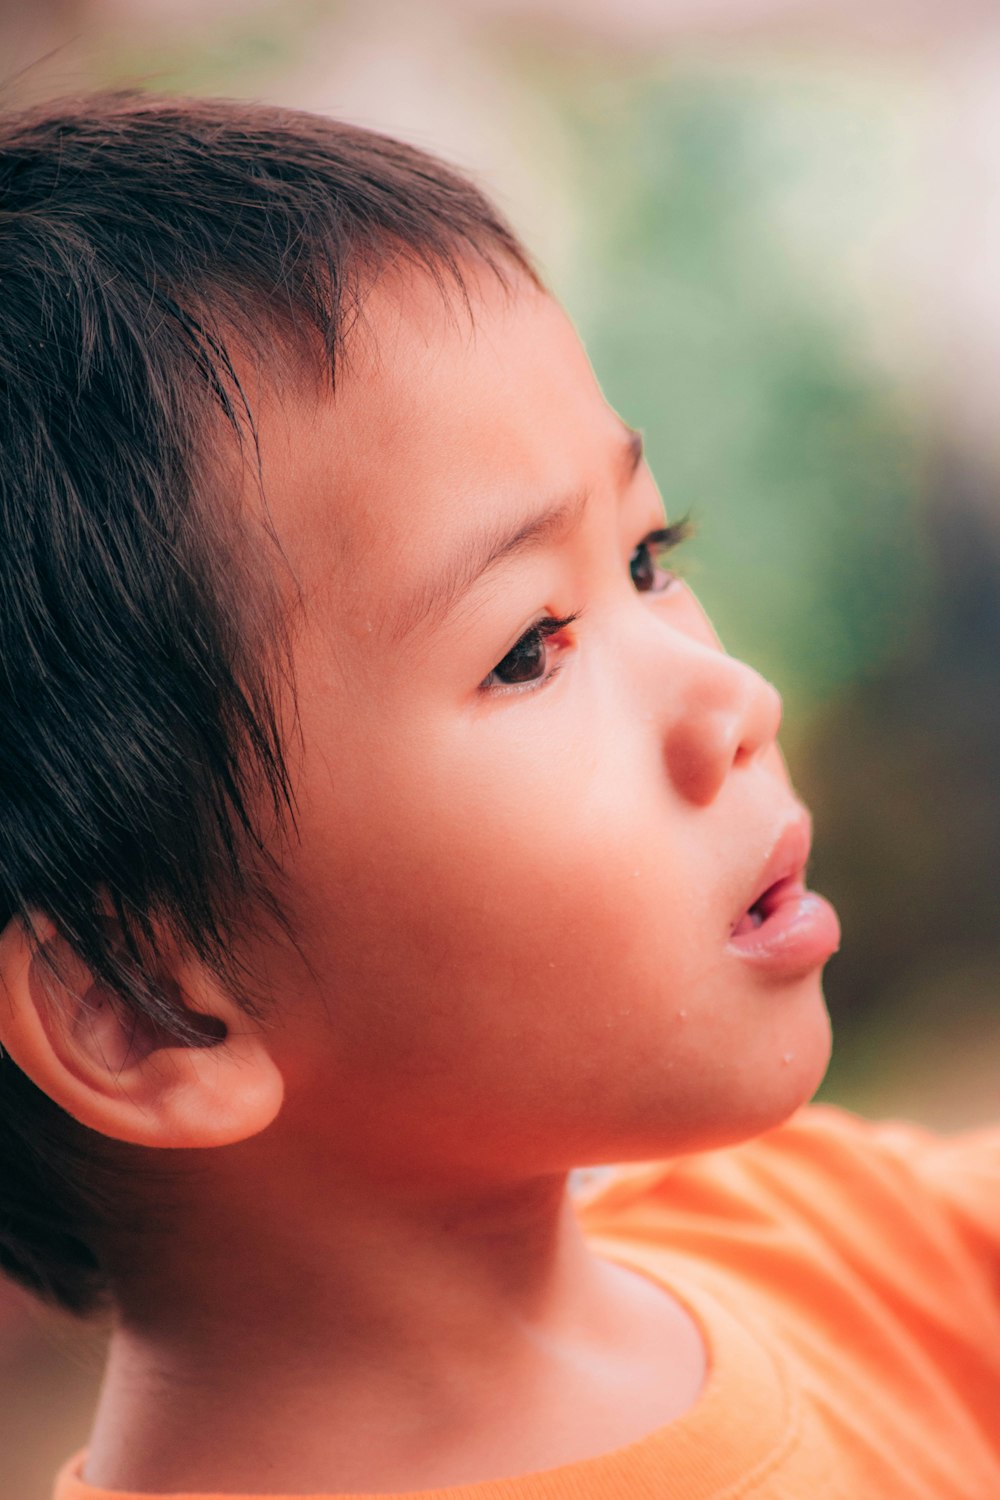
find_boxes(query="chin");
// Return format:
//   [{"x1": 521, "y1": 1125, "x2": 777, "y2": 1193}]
[
  {"x1": 635, "y1": 994, "x2": 834, "y2": 1162},
  {"x1": 730, "y1": 992, "x2": 834, "y2": 1146}
]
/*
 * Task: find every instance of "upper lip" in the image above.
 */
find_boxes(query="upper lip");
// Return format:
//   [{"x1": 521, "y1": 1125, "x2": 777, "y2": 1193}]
[{"x1": 730, "y1": 812, "x2": 813, "y2": 934}]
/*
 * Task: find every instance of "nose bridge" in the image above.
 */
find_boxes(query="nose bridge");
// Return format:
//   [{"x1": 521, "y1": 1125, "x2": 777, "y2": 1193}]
[{"x1": 662, "y1": 636, "x2": 783, "y2": 807}]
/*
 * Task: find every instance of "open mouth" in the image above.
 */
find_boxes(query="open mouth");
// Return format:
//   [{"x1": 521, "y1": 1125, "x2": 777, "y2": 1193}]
[
  {"x1": 727, "y1": 864, "x2": 841, "y2": 971},
  {"x1": 730, "y1": 873, "x2": 802, "y2": 938},
  {"x1": 726, "y1": 816, "x2": 841, "y2": 970}
]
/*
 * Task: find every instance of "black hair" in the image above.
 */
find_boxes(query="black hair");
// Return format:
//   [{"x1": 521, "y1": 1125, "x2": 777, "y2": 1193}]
[{"x1": 0, "y1": 90, "x2": 535, "y2": 1313}]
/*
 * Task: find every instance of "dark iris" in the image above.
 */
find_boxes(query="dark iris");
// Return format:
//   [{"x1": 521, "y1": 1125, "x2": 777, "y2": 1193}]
[
  {"x1": 630, "y1": 531, "x2": 681, "y2": 594},
  {"x1": 492, "y1": 627, "x2": 546, "y2": 684},
  {"x1": 630, "y1": 540, "x2": 657, "y2": 592}
]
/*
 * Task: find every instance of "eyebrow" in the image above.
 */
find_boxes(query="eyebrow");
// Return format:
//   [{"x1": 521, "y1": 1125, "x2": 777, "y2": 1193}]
[{"x1": 385, "y1": 424, "x2": 645, "y2": 644}]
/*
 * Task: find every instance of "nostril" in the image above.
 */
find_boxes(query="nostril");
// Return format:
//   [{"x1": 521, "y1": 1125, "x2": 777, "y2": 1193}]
[
  {"x1": 735, "y1": 677, "x2": 782, "y2": 766},
  {"x1": 661, "y1": 656, "x2": 784, "y2": 806},
  {"x1": 664, "y1": 704, "x2": 747, "y2": 807}
]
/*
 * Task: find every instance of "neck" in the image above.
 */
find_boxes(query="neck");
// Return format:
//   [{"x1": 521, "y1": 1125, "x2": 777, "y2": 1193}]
[{"x1": 84, "y1": 1159, "x2": 704, "y2": 1493}]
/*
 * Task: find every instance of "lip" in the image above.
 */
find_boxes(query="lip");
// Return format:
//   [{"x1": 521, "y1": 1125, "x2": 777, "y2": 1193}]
[{"x1": 726, "y1": 812, "x2": 841, "y2": 975}]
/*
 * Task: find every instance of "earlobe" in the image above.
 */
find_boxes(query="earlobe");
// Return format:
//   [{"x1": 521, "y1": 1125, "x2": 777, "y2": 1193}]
[{"x1": 0, "y1": 912, "x2": 284, "y2": 1149}]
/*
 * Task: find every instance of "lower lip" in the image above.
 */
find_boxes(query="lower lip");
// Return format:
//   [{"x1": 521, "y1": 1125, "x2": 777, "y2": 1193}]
[{"x1": 726, "y1": 887, "x2": 841, "y2": 976}]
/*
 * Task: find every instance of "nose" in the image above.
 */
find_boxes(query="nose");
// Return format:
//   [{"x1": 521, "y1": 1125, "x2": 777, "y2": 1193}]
[{"x1": 662, "y1": 646, "x2": 783, "y2": 807}]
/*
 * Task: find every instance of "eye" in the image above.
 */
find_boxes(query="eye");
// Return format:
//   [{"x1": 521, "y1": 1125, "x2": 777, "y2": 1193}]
[
  {"x1": 481, "y1": 613, "x2": 578, "y2": 694},
  {"x1": 629, "y1": 518, "x2": 693, "y2": 594}
]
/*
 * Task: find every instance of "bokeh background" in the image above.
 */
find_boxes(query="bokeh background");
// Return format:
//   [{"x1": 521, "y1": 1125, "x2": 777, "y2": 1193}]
[{"x1": 2, "y1": 1, "x2": 999, "y2": 1494}]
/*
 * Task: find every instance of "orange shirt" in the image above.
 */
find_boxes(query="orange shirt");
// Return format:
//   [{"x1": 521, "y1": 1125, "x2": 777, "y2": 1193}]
[{"x1": 55, "y1": 1105, "x2": 1000, "y2": 1499}]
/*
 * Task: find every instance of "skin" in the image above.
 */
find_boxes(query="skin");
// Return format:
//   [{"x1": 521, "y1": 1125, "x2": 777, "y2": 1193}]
[{"x1": 77, "y1": 264, "x2": 835, "y2": 1492}]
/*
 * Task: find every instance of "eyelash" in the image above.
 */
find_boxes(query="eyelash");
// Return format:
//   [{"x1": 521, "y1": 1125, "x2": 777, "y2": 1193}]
[
  {"x1": 633, "y1": 519, "x2": 693, "y2": 593},
  {"x1": 480, "y1": 612, "x2": 581, "y2": 698},
  {"x1": 480, "y1": 517, "x2": 693, "y2": 698}
]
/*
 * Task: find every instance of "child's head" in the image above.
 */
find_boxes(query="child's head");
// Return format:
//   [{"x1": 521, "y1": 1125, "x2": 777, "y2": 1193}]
[{"x1": 0, "y1": 93, "x2": 835, "y2": 1319}]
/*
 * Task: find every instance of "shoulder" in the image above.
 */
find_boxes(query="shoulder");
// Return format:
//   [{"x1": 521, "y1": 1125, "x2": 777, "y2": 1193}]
[
  {"x1": 576, "y1": 1103, "x2": 1000, "y2": 1269},
  {"x1": 577, "y1": 1105, "x2": 1000, "y2": 1388}
]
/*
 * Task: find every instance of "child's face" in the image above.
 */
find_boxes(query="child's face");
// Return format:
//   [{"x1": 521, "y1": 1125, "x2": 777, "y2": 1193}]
[{"x1": 247, "y1": 268, "x2": 836, "y2": 1180}]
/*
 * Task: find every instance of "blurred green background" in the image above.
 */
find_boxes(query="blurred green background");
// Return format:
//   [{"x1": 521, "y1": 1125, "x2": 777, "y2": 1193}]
[{"x1": 1, "y1": 1, "x2": 998, "y2": 1494}]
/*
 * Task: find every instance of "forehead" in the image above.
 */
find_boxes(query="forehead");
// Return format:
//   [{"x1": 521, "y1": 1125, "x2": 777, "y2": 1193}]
[{"x1": 256, "y1": 267, "x2": 624, "y2": 608}]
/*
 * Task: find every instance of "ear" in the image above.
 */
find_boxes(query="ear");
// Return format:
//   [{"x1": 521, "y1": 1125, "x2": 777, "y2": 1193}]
[{"x1": 0, "y1": 913, "x2": 284, "y2": 1149}]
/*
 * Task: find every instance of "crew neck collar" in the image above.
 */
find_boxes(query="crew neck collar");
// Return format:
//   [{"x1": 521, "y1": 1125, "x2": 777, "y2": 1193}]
[{"x1": 55, "y1": 1238, "x2": 797, "y2": 1500}]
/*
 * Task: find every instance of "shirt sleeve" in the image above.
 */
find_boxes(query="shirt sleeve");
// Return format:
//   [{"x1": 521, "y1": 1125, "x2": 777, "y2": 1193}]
[{"x1": 577, "y1": 1104, "x2": 1000, "y2": 1313}]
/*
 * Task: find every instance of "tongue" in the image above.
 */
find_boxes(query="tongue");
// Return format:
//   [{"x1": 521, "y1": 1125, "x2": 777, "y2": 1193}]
[{"x1": 732, "y1": 905, "x2": 765, "y2": 937}]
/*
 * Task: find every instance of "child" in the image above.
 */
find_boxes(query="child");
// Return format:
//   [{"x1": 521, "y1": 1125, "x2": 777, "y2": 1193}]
[{"x1": 0, "y1": 92, "x2": 998, "y2": 1499}]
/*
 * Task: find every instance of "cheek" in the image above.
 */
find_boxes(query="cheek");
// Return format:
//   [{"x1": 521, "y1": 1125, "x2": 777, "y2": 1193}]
[
  {"x1": 273, "y1": 706, "x2": 830, "y2": 1167},
  {"x1": 287, "y1": 717, "x2": 711, "y2": 1072}
]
